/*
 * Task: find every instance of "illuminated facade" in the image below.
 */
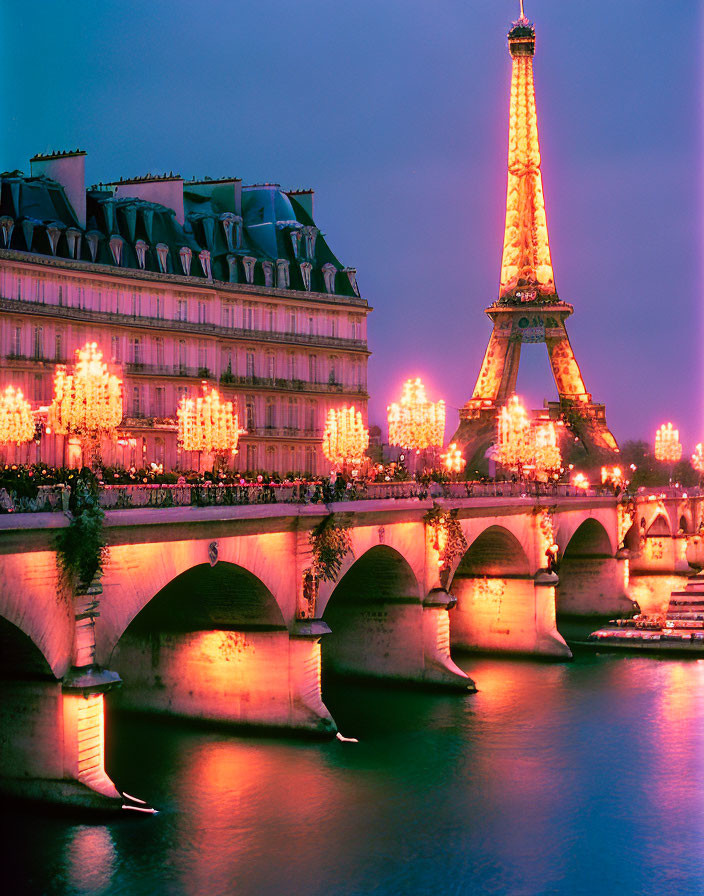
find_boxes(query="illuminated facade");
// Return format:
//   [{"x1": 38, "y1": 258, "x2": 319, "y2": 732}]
[
  {"x1": 0, "y1": 151, "x2": 370, "y2": 474},
  {"x1": 452, "y1": 5, "x2": 618, "y2": 468}
]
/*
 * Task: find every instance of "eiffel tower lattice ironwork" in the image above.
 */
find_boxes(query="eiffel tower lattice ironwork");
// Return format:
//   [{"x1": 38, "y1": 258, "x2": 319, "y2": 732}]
[{"x1": 451, "y1": 3, "x2": 618, "y2": 468}]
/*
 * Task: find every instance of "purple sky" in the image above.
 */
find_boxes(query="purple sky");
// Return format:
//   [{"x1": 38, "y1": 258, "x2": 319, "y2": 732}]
[{"x1": 2, "y1": 0, "x2": 701, "y2": 450}]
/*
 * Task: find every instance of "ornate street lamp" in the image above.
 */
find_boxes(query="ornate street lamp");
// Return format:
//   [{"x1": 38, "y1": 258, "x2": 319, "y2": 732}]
[
  {"x1": 48, "y1": 342, "x2": 123, "y2": 468},
  {"x1": 441, "y1": 442, "x2": 466, "y2": 476},
  {"x1": 0, "y1": 385, "x2": 35, "y2": 462},
  {"x1": 177, "y1": 387, "x2": 240, "y2": 470},
  {"x1": 497, "y1": 395, "x2": 532, "y2": 476},
  {"x1": 533, "y1": 421, "x2": 561, "y2": 480},
  {"x1": 692, "y1": 443, "x2": 703, "y2": 480},
  {"x1": 322, "y1": 405, "x2": 369, "y2": 469},
  {"x1": 654, "y1": 422, "x2": 682, "y2": 485},
  {"x1": 387, "y1": 378, "x2": 445, "y2": 473}
]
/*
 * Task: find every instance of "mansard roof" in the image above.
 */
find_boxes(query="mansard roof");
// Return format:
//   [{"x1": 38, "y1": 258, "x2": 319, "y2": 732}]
[{"x1": 0, "y1": 168, "x2": 360, "y2": 299}]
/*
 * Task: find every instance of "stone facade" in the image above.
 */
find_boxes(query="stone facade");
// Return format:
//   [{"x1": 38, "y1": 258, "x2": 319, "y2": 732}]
[{"x1": 0, "y1": 153, "x2": 370, "y2": 474}]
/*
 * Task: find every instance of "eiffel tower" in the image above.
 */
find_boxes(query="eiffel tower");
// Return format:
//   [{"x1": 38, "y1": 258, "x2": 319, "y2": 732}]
[{"x1": 452, "y1": 2, "x2": 618, "y2": 469}]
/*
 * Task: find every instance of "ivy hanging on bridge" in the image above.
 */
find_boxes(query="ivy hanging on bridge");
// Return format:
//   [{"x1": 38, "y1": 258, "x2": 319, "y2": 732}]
[
  {"x1": 55, "y1": 468, "x2": 109, "y2": 591},
  {"x1": 309, "y1": 513, "x2": 352, "y2": 582},
  {"x1": 424, "y1": 505, "x2": 468, "y2": 587}
]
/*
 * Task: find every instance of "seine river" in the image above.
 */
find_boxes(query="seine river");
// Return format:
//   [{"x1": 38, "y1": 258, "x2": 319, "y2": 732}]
[{"x1": 4, "y1": 651, "x2": 704, "y2": 896}]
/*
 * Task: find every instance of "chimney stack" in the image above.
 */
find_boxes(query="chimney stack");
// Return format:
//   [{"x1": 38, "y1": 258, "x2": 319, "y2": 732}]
[{"x1": 30, "y1": 150, "x2": 87, "y2": 228}]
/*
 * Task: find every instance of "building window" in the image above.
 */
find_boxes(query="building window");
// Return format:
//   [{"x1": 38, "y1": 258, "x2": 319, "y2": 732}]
[
  {"x1": 130, "y1": 292, "x2": 140, "y2": 317},
  {"x1": 155, "y1": 337, "x2": 164, "y2": 367},
  {"x1": 288, "y1": 310, "x2": 296, "y2": 334},
  {"x1": 178, "y1": 340, "x2": 187, "y2": 373},
  {"x1": 177, "y1": 299, "x2": 187, "y2": 322},
  {"x1": 308, "y1": 316, "x2": 315, "y2": 336},
  {"x1": 54, "y1": 332, "x2": 63, "y2": 362},
  {"x1": 351, "y1": 317, "x2": 362, "y2": 340},
  {"x1": 288, "y1": 398, "x2": 298, "y2": 430},
  {"x1": 12, "y1": 327, "x2": 21, "y2": 357},
  {"x1": 305, "y1": 446, "x2": 316, "y2": 476},
  {"x1": 306, "y1": 400, "x2": 317, "y2": 432},
  {"x1": 57, "y1": 285, "x2": 63, "y2": 307},
  {"x1": 33, "y1": 326, "x2": 43, "y2": 360},
  {"x1": 266, "y1": 399, "x2": 276, "y2": 429},
  {"x1": 222, "y1": 305, "x2": 231, "y2": 328},
  {"x1": 267, "y1": 354, "x2": 275, "y2": 381},
  {"x1": 266, "y1": 308, "x2": 274, "y2": 332},
  {"x1": 329, "y1": 357, "x2": 338, "y2": 384},
  {"x1": 330, "y1": 316, "x2": 337, "y2": 338},
  {"x1": 155, "y1": 295, "x2": 163, "y2": 319},
  {"x1": 132, "y1": 386, "x2": 142, "y2": 417},
  {"x1": 246, "y1": 351, "x2": 255, "y2": 378},
  {"x1": 309, "y1": 355, "x2": 317, "y2": 384},
  {"x1": 246, "y1": 443, "x2": 257, "y2": 472},
  {"x1": 198, "y1": 344, "x2": 207, "y2": 372},
  {"x1": 287, "y1": 354, "x2": 295, "y2": 381},
  {"x1": 154, "y1": 387, "x2": 165, "y2": 417},
  {"x1": 130, "y1": 337, "x2": 142, "y2": 365},
  {"x1": 244, "y1": 304, "x2": 254, "y2": 330},
  {"x1": 198, "y1": 301, "x2": 207, "y2": 324},
  {"x1": 111, "y1": 335, "x2": 120, "y2": 362},
  {"x1": 245, "y1": 398, "x2": 255, "y2": 431}
]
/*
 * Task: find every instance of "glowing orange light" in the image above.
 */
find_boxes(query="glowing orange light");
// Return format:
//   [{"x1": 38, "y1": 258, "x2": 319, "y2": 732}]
[
  {"x1": 48, "y1": 342, "x2": 123, "y2": 465},
  {"x1": 601, "y1": 465, "x2": 624, "y2": 487},
  {"x1": 387, "y1": 378, "x2": 445, "y2": 450},
  {"x1": 572, "y1": 472, "x2": 589, "y2": 490},
  {"x1": 654, "y1": 423, "x2": 682, "y2": 465},
  {"x1": 0, "y1": 386, "x2": 34, "y2": 445},
  {"x1": 323, "y1": 405, "x2": 369, "y2": 467},
  {"x1": 441, "y1": 442, "x2": 466, "y2": 475},
  {"x1": 499, "y1": 11, "x2": 555, "y2": 300},
  {"x1": 691, "y1": 443, "x2": 703, "y2": 475},
  {"x1": 177, "y1": 387, "x2": 240, "y2": 456}
]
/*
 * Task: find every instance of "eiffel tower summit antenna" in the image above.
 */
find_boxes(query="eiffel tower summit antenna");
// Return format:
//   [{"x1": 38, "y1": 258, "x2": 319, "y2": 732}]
[{"x1": 450, "y1": 7, "x2": 619, "y2": 470}]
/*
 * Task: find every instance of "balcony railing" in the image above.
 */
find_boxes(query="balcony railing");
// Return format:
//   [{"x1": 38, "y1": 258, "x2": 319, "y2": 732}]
[{"x1": 0, "y1": 296, "x2": 368, "y2": 353}]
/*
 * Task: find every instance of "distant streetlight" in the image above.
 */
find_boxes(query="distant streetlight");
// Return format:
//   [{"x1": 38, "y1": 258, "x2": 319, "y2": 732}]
[
  {"x1": 323, "y1": 405, "x2": 369, "y2": 469},
  {"x1": 655, "y1": 422, "x2": 682, "y2": 485},
  {"x1": 0, "y1": 385, "x2": 34, "y2": 462},
  {"x1": 441, "y1": 442, "x2": 466, "y2": 476},
  {"x1": 48, "y1": 342, "x2": 123, "y2": 468},
  {"x1": 691, "y1": 443, "x2": 703, "y2": 479}
]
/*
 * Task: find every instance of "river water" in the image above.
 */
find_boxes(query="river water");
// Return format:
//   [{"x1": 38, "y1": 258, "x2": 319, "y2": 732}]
[{"x1": 4, "y1": 651, "x2": 704, "y2": 896}]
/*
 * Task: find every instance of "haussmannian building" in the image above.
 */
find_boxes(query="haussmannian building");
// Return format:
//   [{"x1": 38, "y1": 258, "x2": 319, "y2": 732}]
[{"x1": 0, "y1": 150, "x2": 370, "y2": 474}]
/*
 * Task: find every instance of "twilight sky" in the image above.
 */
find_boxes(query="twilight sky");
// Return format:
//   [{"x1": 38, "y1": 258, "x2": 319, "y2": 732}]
[{"x1": 2, "y1": 0, "x2": 701, "y2": 449}]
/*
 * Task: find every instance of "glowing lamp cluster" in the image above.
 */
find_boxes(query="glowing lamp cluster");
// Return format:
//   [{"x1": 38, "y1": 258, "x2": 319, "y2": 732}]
[
  {"x1": 48, "y1": 342, "x2": 123, "y2": 439},
  {"x1": 441, "y1": 443, "x2": 466, "y2": 475},
  {"x1": 387, "y1": 378, "x2": 445, "y2": 450},
  {"x1": 654, "y1": 423, "x2": 682, "y2": 465},
  {"x1": 322, "y1": 405, "x2": 369, "y2": 467},
  {"x1": 497, "y1": 396, "x2": 561, "y2": 476},
  {"x1": 0, "y1": 386, "x2": 34, "y2": 445},
  {"x1": 601, "y1": 466, "x2": 624, "y2": 488},
  {"x1": 693, "y1": 444, "x2": 704, "y2": 475},
  {"x1": 177, "y1": 388, "x2": 240, "y2": 455}
]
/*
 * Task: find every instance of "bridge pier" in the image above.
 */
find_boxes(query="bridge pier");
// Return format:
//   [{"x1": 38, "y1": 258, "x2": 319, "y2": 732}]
[
  {"x1": 112, "y1": 626, "x2": 336, "y2": 735},
  {"x1": 449, "y1": 571, "x2": 570, "y2": 658},
  {"x1": 556, "y1": 554, "x2": 634, "y2": 618}
]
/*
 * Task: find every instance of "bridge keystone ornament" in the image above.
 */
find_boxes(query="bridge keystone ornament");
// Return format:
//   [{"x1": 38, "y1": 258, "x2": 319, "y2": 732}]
[
  {"x1": 451, "y1": 3, "x2": 618, "y2": 469},
  {"x1": 208, "y1": 541, "x2": 219, "y2": 566}
]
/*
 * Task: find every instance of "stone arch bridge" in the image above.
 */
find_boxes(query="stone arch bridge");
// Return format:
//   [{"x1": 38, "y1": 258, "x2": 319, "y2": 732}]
[{"x1": 1, "y1": 492, "x2": 701, "y2": 807}]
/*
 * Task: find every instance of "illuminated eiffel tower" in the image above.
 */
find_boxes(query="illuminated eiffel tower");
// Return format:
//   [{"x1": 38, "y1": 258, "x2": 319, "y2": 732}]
[{"x1": 452, "y1": 2, "x2": 618, "y2": 468}]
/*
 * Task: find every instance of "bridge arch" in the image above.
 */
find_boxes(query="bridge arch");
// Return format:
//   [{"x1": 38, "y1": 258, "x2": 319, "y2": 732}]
[
  {"x1": 448, "y1": 525, "x2": 540, "y2": 654},
  {"x1": 0, "y1": 615, "x2": 55, "y2": 681},
  {"x1": 321, "y1": 545, "x2": 424, "y2": 681},
  {"x1": 646, "y1": 514, "x2": 671, "y2": 538}
]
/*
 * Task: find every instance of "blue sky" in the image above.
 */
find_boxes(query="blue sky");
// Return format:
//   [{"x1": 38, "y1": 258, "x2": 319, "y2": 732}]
[{"x1": 2, "y1": 0, "x2": 701, "y2": 448}]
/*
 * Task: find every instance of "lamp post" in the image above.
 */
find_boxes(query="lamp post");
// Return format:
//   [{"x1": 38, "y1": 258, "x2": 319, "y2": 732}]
[
  {"x1": 692, "y1": 443, "x2": 704, "y2": 484},
  {"x1": 0, "y1": 385, "x2": 35, "y2": 463},
  {"x1": 387, "y1": 378, "x2": 446, "y2": 475},
  {"x1": 322, "y1": 405, "x2": 369, "y2": 471},
  {"x1": 497, "y1": 395, "x2": 532, "y2": 478},
  {"x1": 48, "y1": 342, "x2": 123, "y2": 469},
  {"x1": 654, "y1": 422, "x2": 682, "y2": 485},
  {"x1": 177, "y1": 387, "x2": 240, "y2": 472}
]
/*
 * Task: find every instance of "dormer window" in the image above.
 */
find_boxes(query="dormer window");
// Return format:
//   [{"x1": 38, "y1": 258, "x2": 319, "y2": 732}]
[
  {"x1": 46, "y1": 222, "x2": 64, "y2": 256},
  {"x1": 343, "y1": 266, "x2": 359, "y2": 296},
  {"x1": 302, "y1": 225, "x2": 318, "y2": 259},
  {"x1": 156, "y1": 243, "x2": 169, "y2": 273},
  {"x1": 226, "y1": 254, "x2": 238, "y2": 283},
  {"x1": 135, "y1": 240, "x2": 149, "y2": 270},
  {"x1": 109, "y1": 235, "x2": 124, "y2": 266},
  {"x1": 85, "y1": 231, "x2": 101, "y2": 262},
  {"x1": 322, "y1": 263, "x2": 337, "y2": 294},
  {"x1": 179, "y1": 246, "x2": 192, "y2": 275},
  {"x1": 66, "y1": 228, "x2": 82, "y2": 260},
  {"x1": 299, "y1": 261, "x2": 312, "y2": 291},
  {"x1": 220, "y1": 213, "x2": 243, "y2": 252},
  {"x1": 261, "y1": 260, "x2": 274, "y2": 287},
  {"x1": 242, "y1": 256, "x2": 256, "y2": 285},
  {"x1": 276, "y1": 259, "x2": 290, "y2": 289},
  {"x1": 289, "y1": 229, "x2": 302, "y2": 257},
  {"x1": 199, "y1": 250, "x2": 212, "y2": 279},
  {"x1": 0, "y1": 216, "x2": 14, "y2": 248},
  {"x1": 22, "y1": 220, "x2": 35, "y2": 252}
]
